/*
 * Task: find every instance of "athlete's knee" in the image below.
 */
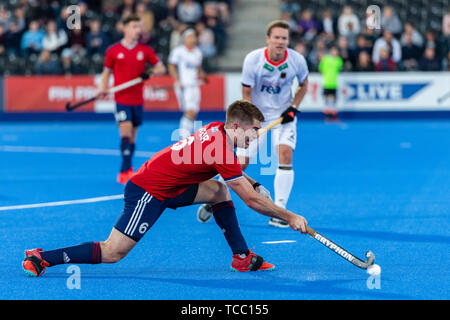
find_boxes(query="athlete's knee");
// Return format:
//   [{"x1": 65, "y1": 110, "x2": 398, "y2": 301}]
[
  {"x1": 212, "y1": 180, "x2": 231, "y2": 204},
  {"x1": 100, "y1": 240, "x2": 130, "y2": 263},
  {"x1": 278, "y1": 146, "x2": 293, "y2": 164}
]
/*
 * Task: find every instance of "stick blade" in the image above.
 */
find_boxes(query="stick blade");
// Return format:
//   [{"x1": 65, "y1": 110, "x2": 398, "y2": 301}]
[{"x1": 65, "y1": 102, "x2": 73, "y2": 112}]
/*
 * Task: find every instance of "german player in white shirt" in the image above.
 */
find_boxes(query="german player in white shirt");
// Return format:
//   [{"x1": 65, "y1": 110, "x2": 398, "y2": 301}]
[
  {"x1": 168, "y1": 29, "x2": 207, "y2": 139},
  {"x1": 197, "y1": 20, "x2": 308, "y2": 228}
]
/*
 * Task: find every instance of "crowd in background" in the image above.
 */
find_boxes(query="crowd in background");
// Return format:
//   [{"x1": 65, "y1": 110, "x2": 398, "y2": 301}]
[
  {"x1": 281, "y1": 1, "x2": 450, "y2": 72},
  {"x1": 0, "y1": 0, "x2": 232, "y2": 75},
  {"x1": 0, "y1": 0, "x2": 449, "y2": 75}
]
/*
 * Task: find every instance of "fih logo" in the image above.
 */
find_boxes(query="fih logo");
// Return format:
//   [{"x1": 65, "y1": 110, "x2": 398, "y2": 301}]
[{"x1": 366, "y1": 5, "x2": 381, "y2": 30}]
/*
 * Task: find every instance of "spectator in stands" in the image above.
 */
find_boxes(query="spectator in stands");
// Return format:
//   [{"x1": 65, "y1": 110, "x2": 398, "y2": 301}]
[
  {"x1": 344, "y1": 18, "x2": 359, "y2": 50},
  {"x1": 294, "y1": 40, "x2": 312, "y2": 70},
  {"x1": 280, "y1": 0, "x2": 301, "y2": 15},
  {"x1": 442, "y1": 6, "x2": 450, "y2": 37},
  {"x1": 85, "y1": 19, "x2": 109, "y2": 55},
  {"x1": 444, "y1": 51, "x2": 450, "y2": 71},
  {"x1": 374, "y1": 47, "x2": 397, "y2": 72},
  {"x1": 216, "y1": 0, "x2": 231, "y2": 27},
  {"x1": 42, "y1": 20, "x2": 68, "y2": 54},
  {"x1": 401, "y1": 33, "x2": 422, "y2": 71},
  {"x1": 424, "y1": 30, "x2": 442, "y2": 61},
  {"x1": 110, "y1": 20, "x2": 124, "y2": 44},
  {"x1": 136, "y1": 2, "x2": 154, "y2": 44},
  {"x1": 0, "y1": 23, "x2": 5, "y2": 56},
  {"x1": 362, "y1": 25, "x2": 378, "y2": 48},
  {"x1": 350, "y1": 34, "x2": 372, "y2": 67},
  {"x1": 280, "y1": 11, "x2": 297, "y2": 36},
  {"x1": 4, "y1": 20, "x2": 22, "y2": 55},
  {"x1": 297, "y1": 9, "x2": 318, "y2": 42},
  {"x1": 177, "y1": 0, "x2": 203, "y2": 25},
  {"x1": 159, "y1": 0, "x2": 179, "y2": 30},
  {"x1": 355, "y1": 51, "x2": 374, "y2": 72},
  {"x1": 117, "y1": 0, "x2": 137, "y2": 16},
  {"x1": 205, "y1": 7, "x2": 227, "y2": 55},
  {"x1": 372, "y1": 30, "x2": 401, "y2": 65},
  {"x1": 381, "y1": 6, "x2": 402, "y2": 36},
  {"x1": 21, "y1": 20, "x2": 45, "y2": 56},
  {"x1": 34, "y1": 49, "x2": 62, "y2": 74},
  {"x1": 318, "y1": 8, "x2": 336, "y2": 41},
  {"x1": 170, "y1": 23, "x2": 188, "y2": 51},
  {"x1": 400, "y1": 22, "x2": 423, "y2": 48},
  {"x1": 338, "y1": 5, "x2": 360, "y2": 37},
  {"x1": 308, "y1": 38, "x2": 327, "y2": 71},
  {"x1": 337, "y1": 36, "x2": 352, "y2": 71},
  {"x1": 68, "y1": 22, "x2": 86, "y2": 55},
  {"x1": 419, "y1": 47, "x2": 441, "y2": 71},
  {"x1": 0, "y1": 5, "x2": 10, "y2": 31},
  {"x1": 195, "y1": 20, "x2": 216, "y2": 58},
  {"x1": 13, "y1": 5, "x2": 26, "y2": 33},
  {"x1": 61, "y1": 47, "x2": 74, "y2": 75}
]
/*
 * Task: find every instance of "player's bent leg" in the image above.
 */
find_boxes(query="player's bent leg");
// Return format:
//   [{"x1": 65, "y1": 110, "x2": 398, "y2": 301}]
[
  {"x1": 100, "y1": 228, "x2": 137, "y2": 263},
  {"x1": 23, "y1": 241, "x2": 104, "y2": 277},
  {"x1": 194, "y1": 179, "x2": 231, "y2": 205},
  {"x1": 193, "y1": 181, "x2": 274, "y2": 271}
]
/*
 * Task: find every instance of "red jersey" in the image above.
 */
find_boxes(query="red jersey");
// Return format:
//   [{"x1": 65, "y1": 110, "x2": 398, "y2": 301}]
[
  {"x1": 131, "y1": 122, "x2": 243, "y2": 200},
  {"x1": 104, "y1": 41, "x2": 160, "y2": 106}
]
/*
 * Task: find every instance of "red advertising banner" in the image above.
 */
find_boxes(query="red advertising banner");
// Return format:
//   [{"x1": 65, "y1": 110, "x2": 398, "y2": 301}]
[
  {"x1": 4, "y1": 75, "x2": 225, "y2": 112},
  {"x1": 5, "y1": 76, "x2": 96, "y2": 112}
]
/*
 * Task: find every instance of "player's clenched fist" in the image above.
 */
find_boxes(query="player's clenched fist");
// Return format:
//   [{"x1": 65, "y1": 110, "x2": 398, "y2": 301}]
[
  {"x1": 287, "y1": 214, "x2": 308, "y2": 234},
  {"x1": 281, "y1": 106, "x2": 300, "y2": 124}
]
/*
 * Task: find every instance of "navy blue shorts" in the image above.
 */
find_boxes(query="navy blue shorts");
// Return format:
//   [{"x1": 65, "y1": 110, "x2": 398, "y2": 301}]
[
  {"x1": 114, "y1": 103, "x2": 144, "y2": 127},
  {"x1": 114, "y1": 181, "x2": 199, "y2": 241}
]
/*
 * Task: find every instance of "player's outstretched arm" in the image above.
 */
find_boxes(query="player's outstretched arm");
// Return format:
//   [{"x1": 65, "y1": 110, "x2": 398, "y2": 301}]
[{"x1": 227, "y1": 177, "x2": 307, "y2": 233}]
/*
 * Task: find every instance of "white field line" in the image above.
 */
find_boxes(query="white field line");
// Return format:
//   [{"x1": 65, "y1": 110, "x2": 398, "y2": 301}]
[
  {"x1": 261, "y1": 240, "x2": 297, "y2": 244},
  {"x1": 0, "y1": 194, "x2": 124, "y2": 211},
  {"x1": 0, "y1": 145, "x2": 155, "y2": 158}
]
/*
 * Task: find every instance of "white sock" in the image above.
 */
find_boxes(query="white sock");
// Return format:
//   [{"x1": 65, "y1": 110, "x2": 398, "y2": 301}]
[
  {"x1": 274, "y1": 166, "x2": 294, "y2": 209},
  {"x1": 179, "y1": 115, "x2": 194, "y2": 139}
]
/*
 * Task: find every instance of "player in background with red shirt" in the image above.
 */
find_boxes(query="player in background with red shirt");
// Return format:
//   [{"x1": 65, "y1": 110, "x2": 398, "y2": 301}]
[
  {"x1": 97, "y1": 15, "x2": 166, "y2": 184},
  {"x1": 22, "y1": 100, "x2": 308, "y2": 276}
]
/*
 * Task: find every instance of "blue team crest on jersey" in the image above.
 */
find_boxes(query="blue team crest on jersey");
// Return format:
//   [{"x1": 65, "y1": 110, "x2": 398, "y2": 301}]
[{"x1": 211, "y1": 127, "x2": 218, "y2": 132}]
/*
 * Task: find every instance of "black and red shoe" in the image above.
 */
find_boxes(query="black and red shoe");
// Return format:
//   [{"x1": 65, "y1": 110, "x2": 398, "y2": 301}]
[
  {"x1": 231, "y1": 249, "x2": 275, "y2": 272},
  {"x1": 22, "y1": 248, "x2": 50, "y2": 277}
]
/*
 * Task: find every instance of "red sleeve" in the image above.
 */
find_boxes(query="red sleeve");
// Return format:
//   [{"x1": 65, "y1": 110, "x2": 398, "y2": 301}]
[
  {"x1": 146, "y1": 46, "x2": 160, "y2": 66},
  {"x1": 104, "y1": 46, "x2": 115, "y2": 69}
]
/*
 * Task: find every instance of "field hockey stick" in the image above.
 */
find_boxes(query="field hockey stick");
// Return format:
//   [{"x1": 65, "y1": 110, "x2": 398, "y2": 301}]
[
  {"x1": 257, "y1": 105, "x2": 300, "y2": 137},
  {"x1": 150, "y1": 78, "x2": 208, "y2": 91},
  {"x1": 437, "y1": 91, "x2": 450, "y2": 104},
  {"x1": 306, "y1": 225, "x2": 375, "y2": 270},
  {"x1": 65, "y1": 68, "x2": 154, "y2": 112}
]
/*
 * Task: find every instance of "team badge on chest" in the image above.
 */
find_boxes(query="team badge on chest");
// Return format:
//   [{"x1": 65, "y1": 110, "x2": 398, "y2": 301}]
[{"x1": 137, "y1": 51, "x2": 144, "y2": 61}]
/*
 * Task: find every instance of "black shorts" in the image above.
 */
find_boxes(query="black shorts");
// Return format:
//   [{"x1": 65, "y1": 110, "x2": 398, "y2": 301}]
[
  {"x1": 115, "y1": 103, "x2": 144, "y2": 127},
  {"x1": 114, "y1": 181, "x2": 199, "y2": 241},
  {"x1": 323, "y1": 88, "x2": 337, "y2": 96}
]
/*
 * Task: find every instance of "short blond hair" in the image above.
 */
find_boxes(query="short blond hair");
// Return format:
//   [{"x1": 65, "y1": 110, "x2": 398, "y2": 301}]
[
  {"x1": 266, "y1": 20, "x2": 290, "y2": 36},
  {"x1": 225, "y1": 100, "x2": 264, "y2": 126}
]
